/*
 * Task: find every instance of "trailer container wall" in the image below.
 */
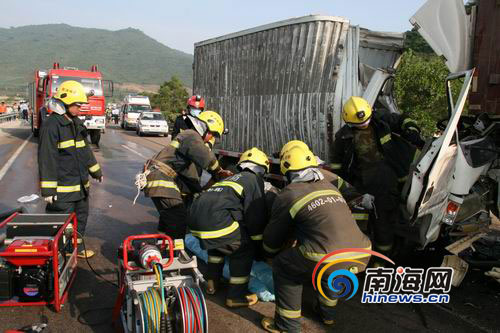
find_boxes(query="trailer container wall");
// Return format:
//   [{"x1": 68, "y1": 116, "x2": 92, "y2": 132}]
[
  {"x1": 194, "y1": 15, "x2": 404, "y2": 160},
  {"x1": 469, "y1": 0, "x2": 500, "y2": 114}
]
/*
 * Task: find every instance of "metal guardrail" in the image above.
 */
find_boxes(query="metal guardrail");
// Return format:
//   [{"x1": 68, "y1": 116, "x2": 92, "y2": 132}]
[{"x1": 0, "y1": 113, "x2": 19, "y2": 124}]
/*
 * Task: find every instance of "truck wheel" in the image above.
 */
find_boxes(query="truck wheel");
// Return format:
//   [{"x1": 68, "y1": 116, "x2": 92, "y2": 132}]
[{"x1": 89, "y1": 129, "x2": 101, "y2": 145}]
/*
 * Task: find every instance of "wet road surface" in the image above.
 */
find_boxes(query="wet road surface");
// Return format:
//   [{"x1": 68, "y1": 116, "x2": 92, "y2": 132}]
[{"x1": 0, "y1": 121, "x2": 499, "y2": 332}]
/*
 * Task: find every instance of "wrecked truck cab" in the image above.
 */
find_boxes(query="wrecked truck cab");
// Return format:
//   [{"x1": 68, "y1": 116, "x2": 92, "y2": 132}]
[{"x1": 399, "y1": 0, "x2": 500, "y2": 252}]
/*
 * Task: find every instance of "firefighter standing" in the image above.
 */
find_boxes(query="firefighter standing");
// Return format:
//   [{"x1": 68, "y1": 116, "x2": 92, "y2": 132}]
[
  {"x1": 261, "y1": 146, "x2": 371, "y2": 332},
  {"x1": 172, "y1": 95, "x2": 205, "y2": 138},
  {"x1": 143, "y1": 110, "x2": 232, "y2": 240},
  {"x1": 330, "y1": 97, "x2": 423, "y2": 256},
  {"x1": 188, "y1": 147, "x2": 269, "y2": 307},
  {"x1": 38, "y1": 81, "x2": 103, "y2": 259}
]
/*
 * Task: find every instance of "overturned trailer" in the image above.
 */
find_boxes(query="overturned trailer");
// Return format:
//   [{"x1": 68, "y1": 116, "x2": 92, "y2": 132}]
[{"x1": 193, "y1": 15, "x2": 405, "y2": 163}]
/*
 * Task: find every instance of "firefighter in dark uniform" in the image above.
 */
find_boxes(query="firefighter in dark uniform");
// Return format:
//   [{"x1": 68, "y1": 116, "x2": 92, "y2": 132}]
[
  {"x1": 329, "y1": 97, "x2": 424, "y2": 257},
  {"x1": 188, "y1": 147, "x2": 270, "y2": 308},
  {"x1": 278, "y1": 140, "x2": 375, "y2": 228},
  {"x1": 261, "y1": 146, "x2": 372, "y2": 333},
  {"x1": 172, "y1": 109, "x2": 189, "y2": 139},
  {"x1": 39, "y1": 80, "x2": 103, "y2": 259},
  {"x1": 144, "y1": 110, "x2": 232, "y2": 240},
  {"x1": 172, "y1": 95, "x2": 205, "y2": 138}
]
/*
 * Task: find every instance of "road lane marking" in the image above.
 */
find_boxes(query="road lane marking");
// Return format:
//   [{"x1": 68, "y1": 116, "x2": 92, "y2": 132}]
[
  {"x1": 0, "y1": 133, "x2": 33, "y2": 182},
  {"x1": 121, "y1": 144, "x2": 148, "y2": 160}
]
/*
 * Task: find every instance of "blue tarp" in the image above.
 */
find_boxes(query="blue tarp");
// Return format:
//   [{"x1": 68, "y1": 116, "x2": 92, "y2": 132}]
[{"x1": 185, "y1": 234, "x2": 275, "y2": 302}]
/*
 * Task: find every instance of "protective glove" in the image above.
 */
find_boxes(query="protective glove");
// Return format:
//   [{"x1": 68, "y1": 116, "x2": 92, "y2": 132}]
[
  {"x1": 361, "y1": 194, "x2": 375, "y2": 210},
  {"x1": 43, "y1": 196, "x2": 57, "y2": 205},
  {"x1": 216, "y1": 169, "x2": 234, "y2": 180},
  {"x1": 485, "y1": 267, "x2": 500, "y2": 284},
  {"x1": 405, "y1": 127, "x2": 425, "y2": 148}
]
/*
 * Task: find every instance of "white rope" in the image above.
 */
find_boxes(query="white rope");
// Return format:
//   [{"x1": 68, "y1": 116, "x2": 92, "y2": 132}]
[{"x1": 133, "y1": 169, "x2": 150, "y2": 205}]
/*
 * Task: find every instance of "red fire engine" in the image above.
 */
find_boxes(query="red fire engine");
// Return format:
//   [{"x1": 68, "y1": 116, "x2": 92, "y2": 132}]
[{"x1": 28, "y1": 63, "x2": 113, "y2": 145}]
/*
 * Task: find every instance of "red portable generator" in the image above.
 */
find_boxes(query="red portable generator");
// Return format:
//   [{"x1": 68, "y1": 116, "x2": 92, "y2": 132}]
[{"x1": 0, "y1": 212, "x2": 78, "y2": 312}]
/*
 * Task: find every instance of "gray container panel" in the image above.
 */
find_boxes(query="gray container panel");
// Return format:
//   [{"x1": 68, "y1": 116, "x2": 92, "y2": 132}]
[{"x1": 194, "y1": 17, "x2": 349, "y2": 159}]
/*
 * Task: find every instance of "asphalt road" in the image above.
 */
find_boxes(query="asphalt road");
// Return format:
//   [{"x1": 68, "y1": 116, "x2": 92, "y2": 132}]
[{"x1": 0, "y1": 120, "x2": 499, "y2": 333}]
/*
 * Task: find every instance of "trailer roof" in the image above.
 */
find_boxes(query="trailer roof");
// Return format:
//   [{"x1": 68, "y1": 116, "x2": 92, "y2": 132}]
[{"x1": 194, "y1": 14, "x2": 350, "y2": 47}]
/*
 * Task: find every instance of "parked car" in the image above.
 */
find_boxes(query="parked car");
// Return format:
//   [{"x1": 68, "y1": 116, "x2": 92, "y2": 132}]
[{"x1": 136, "y1": 112, "x2": 169, "y2": 137}]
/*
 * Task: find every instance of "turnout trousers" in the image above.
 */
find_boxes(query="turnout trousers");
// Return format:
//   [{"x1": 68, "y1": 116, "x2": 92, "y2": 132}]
[
  {"x1": 46, "y1": 197, "x2": 89, "y2": 236},
  {"x1": 206, "y1": 235, "x2": 255, "y2": 299},
  {"x1": 273, "y1": 248, "x2": 339, "y2": 333},
  {"x1": 356, "y1": 161, "x2": 400, "y2": 254},
  {"x1": 151, "y1": 197, "x2": 188, "y2": 240}
]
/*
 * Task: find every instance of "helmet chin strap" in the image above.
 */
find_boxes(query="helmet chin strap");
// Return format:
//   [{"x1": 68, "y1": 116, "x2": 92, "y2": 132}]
[{"x1": 349, "y1": 118, "x2": 371, "y2": 128}]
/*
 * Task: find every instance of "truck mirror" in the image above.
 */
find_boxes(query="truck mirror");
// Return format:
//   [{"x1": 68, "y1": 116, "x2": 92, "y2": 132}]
[{"x1": 103, "y1": 80, "x2": 114, "y2": 98}]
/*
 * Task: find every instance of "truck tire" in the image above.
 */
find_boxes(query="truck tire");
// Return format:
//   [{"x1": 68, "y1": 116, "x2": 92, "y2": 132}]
[{"x1": 89, "y1": 129, "x2": 101, "y2": 145}]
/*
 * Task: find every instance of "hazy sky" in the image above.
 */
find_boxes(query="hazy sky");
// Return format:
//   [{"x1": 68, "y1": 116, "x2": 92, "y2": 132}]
[{"x1": 0, "y1": 0, "x2": 428, "y2": 54}]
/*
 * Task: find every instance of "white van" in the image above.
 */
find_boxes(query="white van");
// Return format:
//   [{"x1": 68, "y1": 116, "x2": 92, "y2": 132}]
[{"x1": 120, "y1": 95, "x2": 152, "y2": 130}]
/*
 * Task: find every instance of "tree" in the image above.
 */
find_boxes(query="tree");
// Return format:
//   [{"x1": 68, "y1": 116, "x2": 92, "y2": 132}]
[
  {"x1": 394, "y1": 50, "x2": 450, "y2": 135},
  {"x1": 404, "y1": 28, "x2": 434, "y2": 54},
  {"x1": 394, "y1": 49, "x2": 465, "y2": 136},
  {"x1": 142, "y1": 76, "x2": 189, "y2": 123}
]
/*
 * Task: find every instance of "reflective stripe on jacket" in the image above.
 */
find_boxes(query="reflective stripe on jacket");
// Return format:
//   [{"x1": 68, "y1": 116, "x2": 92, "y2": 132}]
[
  {"x1": 38, "y1": 113, "x2": 102, "y2": 202},
  {"x1": 263, "y1": 180, "x2": 371, "y2": 271},
  {"x1": 188, "y1": 171, "x2": 267, "y2": 250},
  {"x1": 144, "y1": 129, "x2": 219, "y2": 199}
]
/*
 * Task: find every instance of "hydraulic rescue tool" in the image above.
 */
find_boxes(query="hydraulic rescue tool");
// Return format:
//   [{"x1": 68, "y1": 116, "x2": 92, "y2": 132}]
[
  {"x1": 0, "y1": 212, "x2": 78, "y2": 312},
  {"x1": 112, "y1": 234, "x2": 208, "y2": 333}
]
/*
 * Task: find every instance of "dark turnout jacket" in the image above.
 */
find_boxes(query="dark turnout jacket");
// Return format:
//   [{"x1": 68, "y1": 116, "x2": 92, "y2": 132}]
[
  {"x1": 188, "y1": 170, "x2": 267, "y2": 250},
  {"x1": 263, "y1": 180, "x2": 372, "y2": 270},
  {"x1": 38, "y1": 113, "x2": 102, "y2": 202},
  {"x1": 172, "y1": 114, "x2": 189, "y2": 138},
  {"x1": 144, "y1": 129, "x2": 220, "y2": 199},
  {"x1": 330, "y1": 108, "x2": 420, "y2": 183}
]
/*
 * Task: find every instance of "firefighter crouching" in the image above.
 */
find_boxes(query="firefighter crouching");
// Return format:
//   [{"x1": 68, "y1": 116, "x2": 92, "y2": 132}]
[
  {"x1": 38, "y1": 80, "x2": 103, "y2": 259},
  {"x1": 261, "y1": 146, "x2": 372, "y2": 333},
  {"x1": 330, "y1": 97, "x2": 424, "y2": 258},
  {"x1": 143, "y1": 110, "x2": 233, "y2": 240},
  {"x1": 188, "y1": 148, "x2": 270, "y2": 308}
]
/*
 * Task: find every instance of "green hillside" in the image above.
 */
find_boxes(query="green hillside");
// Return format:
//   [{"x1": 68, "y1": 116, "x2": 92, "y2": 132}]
[{"x1": 0, "y1": 24, "x2": 193, "y2": 93}]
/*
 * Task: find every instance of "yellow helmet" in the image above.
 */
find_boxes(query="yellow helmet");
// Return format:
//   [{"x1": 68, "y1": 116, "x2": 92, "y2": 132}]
[
  {"x1": 54, "y1": 80, "x2": 88, "y2": 106},
  {"x1": 280, "y1": 146, "x2": 318, "y2": 175},
  {"x1": 238, "y1": 147, "x2": 270, "y2": 172},
  {"x1": 198, "y1": 110, "x2": 224, "y2": 137},
  {"x1": 342, "y1": 96, "x2": 372, "y2": 125},
  {"x1": 280, "y1": 140, "x2": 310, "y2": 159}
]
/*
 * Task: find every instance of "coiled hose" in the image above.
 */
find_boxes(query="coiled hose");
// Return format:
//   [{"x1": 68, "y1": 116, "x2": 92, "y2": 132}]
[{"x1": 138, "y1": 265, "x2": 207, "y2": 333}]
